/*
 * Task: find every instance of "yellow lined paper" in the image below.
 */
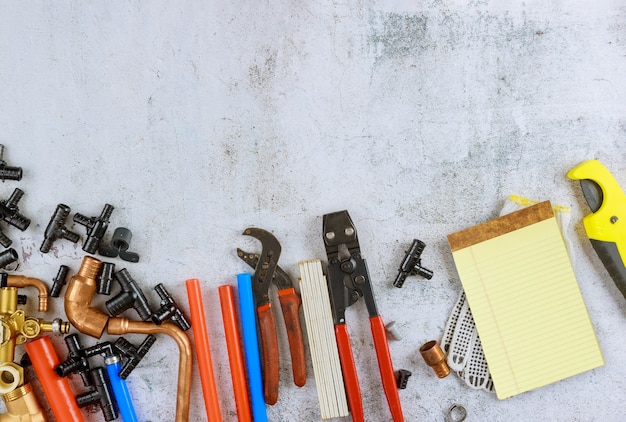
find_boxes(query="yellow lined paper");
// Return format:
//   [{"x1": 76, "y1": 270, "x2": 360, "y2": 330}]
[{"x1": 448, "y1": 201, "x2": 604, "y2": 399}]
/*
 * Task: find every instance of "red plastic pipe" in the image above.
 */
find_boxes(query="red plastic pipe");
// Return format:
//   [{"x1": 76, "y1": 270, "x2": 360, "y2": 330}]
[
  {"x1": 24, "y1": 336, "x2": 84, "y2": 422},
  {"x1": 185, "y1": 278, "x2": 222, "y2": 422},
  {"x1": 219, "y1": 285, "x2": 252, "y2": 422}
]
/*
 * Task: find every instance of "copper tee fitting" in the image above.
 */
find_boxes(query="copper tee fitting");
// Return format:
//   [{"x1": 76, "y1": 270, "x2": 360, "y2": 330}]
[{"x1": 419, "y1": 340, "x2": 450, "y2": 378}]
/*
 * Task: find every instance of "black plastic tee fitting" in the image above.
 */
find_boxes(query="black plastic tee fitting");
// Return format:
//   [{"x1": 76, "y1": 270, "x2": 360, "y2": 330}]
[
  {"x1": 105, "y1": 268, "x2": 153, "y2": 321},
  {"x1": 40, "y1": 204, "x2": 80, "y2": 253},
  {"x1": 393, "y1": 239, "x2": 433, "y2": 288},
  {"x1": 76, "y1": 367, "x2": 118, "y2": 421},
  {"x1": 74, "y1": 204, "x2": 114, "y2": 254},
  {"x1": 151, "y1": 283, "x2": 191, "y2": 331},
  {"x1": 0, "y1": 145, "x2": 22, "y2": 181},
  {"x1": 113, "y1": 335, "x2": 157, "y2": 379},
  {"x1": 55, "y1": 334, "x2": 92, "y2": 387}
]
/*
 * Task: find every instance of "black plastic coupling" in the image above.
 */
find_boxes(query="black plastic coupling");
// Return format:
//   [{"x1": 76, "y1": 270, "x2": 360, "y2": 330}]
[
  {"x1": 0, "y1": 145, "x2": 22, "y2": 181},
  {"x1": 151, "y1": 283, "x2": 191, "y2": 331},
  {"x1": 73, "y1": 204, "x2": 114, "y2": 254},
  {"x1": 0, "y1": 248, "x2": 18, "y2": 270},
  {"x1": 393, "y1": 239, "x2": 433, "y2": 288},
  {"x1": 76, "y1": 367, "x2": 118, "y2": 422},
  {"x1": 96, "y1": 262, "x2": 115, "y2": 295},
  {"x1": 105, "y1": 269, "x2": 152, "y2": 321},
  {"x1": 40, "y1": 204, "x2": 80, "y2": 253},
  {"x1": 113, "y1": 335, "x2": 157, "y2": 379},
  {"x1": 50, "y1": 265, "x2": 70, "y2": 298},
  {"x1": 55, "y1": 334, "x2": 92, "y2": 387},
  {"x1": 395, "y1": 369, "x2": 412, "y2": 389}
]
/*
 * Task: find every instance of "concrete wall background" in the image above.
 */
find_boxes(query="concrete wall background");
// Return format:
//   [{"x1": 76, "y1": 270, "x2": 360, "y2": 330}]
[{"x1": 1, "y1": 1, "x2": 625, "y2": 420}]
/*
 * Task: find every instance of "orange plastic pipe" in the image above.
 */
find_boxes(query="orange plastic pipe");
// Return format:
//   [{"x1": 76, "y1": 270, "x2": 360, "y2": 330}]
[
  {"x1": 24, "y1": 336, "x2": 84, "y2": 422},
  {"x1": 185, "y1": 278, "x2": 221, "y2": 422},
  {"x1": 218, "y1": 285, "x2": 252, "y2": 422}
]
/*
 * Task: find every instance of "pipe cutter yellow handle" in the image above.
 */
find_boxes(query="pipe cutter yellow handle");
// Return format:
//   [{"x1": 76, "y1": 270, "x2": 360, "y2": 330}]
[{"x1": 568, "y1": 159, "x2": 626, "y2": 301}]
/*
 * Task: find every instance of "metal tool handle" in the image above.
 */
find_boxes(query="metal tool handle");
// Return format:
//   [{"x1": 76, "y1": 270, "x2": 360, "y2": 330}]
[
  {"x1": 370, "y1": 316, "x2": 404, "y2": 422},
  {"x1": 257, "y1": 303, "x2": 280, "y2": 405},
  {"x1": 334, "y1": 324, "x2": 364, "y2": 422},
  {"x1": 278, "y1": 287, "x2": 307, "y2": 387}
]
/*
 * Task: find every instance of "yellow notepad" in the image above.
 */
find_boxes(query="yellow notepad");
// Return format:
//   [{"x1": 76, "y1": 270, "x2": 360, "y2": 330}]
[{"x1": 448, "y1": 201, "x2": 604, "y2": 399}]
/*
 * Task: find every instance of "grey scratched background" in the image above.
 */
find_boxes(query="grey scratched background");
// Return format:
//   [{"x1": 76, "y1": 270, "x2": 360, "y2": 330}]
[{"x1": 1, "y1": 1, "x2": 625, "y2": 421}]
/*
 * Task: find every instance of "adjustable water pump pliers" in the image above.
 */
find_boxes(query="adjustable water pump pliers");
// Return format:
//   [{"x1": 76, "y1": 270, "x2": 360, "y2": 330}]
[
  {"x1": 238, "y1": 228, "x2": 306, "y2": 405},
  {"x1": 323, "y1": 210, "x2": 404, "y2": 422}
]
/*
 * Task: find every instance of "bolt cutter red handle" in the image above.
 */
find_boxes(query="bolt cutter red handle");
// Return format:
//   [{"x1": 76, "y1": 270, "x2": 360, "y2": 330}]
[{"x1": 323, "y1": 210, "x2": 404, "y2": 422}]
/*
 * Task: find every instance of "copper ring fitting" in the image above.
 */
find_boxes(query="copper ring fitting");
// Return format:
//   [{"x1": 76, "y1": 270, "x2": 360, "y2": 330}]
[{"x1": 419, "y1": 340, "x2": 450, "y2": 378}]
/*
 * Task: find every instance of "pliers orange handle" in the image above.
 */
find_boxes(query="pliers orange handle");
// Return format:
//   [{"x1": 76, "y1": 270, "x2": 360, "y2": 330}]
[
  {"x1": 323, "y1": 211, "x2": 404, "y2": 422},
  {"x1": 239, "y1": 229, "x2": 307, "y2": 405}
]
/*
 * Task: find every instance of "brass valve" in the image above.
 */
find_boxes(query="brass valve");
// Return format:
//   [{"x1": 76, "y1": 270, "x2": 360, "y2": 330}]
[{"x1": 0, "y1": 285, "x2": 69, "y2": 364}]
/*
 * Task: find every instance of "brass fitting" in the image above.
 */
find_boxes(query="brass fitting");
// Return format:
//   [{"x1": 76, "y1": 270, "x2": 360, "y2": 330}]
[
  {"x1": 0, "y1": 363, "x2": 23, "y2": 394},
  {"x1": 107, "y1": 318, "x2": 192, "y2": 422},
  {"x1": 0, "y1": 384, "x2": 45, "y2": 422},
  {"x1": 419, "y1": 340, "x2": 450, "y2": 378},
  {"x1": 64, "y1": 256, "x2": 109, "y2": 338},
  {"x1": 7, "y1": 276, "x2": 48, "y2": 313},
  {"x1": 0, "y1": 287, "x2": 69, "y2": 363}
]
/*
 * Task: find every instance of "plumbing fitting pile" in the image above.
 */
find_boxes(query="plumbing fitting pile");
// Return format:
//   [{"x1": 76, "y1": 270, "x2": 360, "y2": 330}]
[{"x1": 0, "y1": 145, "x2": 192, "y2": 422}]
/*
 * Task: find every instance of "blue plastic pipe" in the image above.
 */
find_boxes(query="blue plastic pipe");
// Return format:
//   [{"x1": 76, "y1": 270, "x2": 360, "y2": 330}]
[
  {"x1": 237, "y1": 273, "x2": 267, "y2": 422},
  {"x1": 105, "y1": 355, "x2": 138, "y2": 422}
]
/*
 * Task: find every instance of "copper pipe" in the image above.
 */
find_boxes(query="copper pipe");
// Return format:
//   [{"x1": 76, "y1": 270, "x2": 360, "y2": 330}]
[
  {"x1": 7, "y1": 276, "x2": 48, "y2": 312},
  {"x1": 64, "y1": 256, "x2": 109, "y2": 338},
  {"x1": 107, "y1": 318, "x2": 191, "y2": 422}
]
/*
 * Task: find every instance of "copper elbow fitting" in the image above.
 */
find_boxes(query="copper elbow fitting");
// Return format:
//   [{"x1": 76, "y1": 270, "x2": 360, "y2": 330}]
[
  {"x1": 107, "y1": 318, "x2": 191, "y2": 422},
  {"x1": 419, "y1": 340, "x2": 450, "y2": 378},
  {"x1": 64, "y1": 256, "x2": 109, "y2": 338},
  {"x1": 7, "y1": 276, "x2": 48, "y2": 312},
  {"x1": 1, "y1": 384, "x2": 45, "y2": 422}
]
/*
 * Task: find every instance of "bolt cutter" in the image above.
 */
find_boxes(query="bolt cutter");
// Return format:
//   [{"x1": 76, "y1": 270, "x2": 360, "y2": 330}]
[{"x1": 322, "y1": 210, "x2": 404, "y2": 422}]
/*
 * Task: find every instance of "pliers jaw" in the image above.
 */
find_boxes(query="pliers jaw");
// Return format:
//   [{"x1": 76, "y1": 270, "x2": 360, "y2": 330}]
[{"x1": 242, "y1": 227, "x2": 281, "y2": 307}]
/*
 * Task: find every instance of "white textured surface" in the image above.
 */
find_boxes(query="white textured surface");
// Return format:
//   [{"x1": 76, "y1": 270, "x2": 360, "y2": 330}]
[{"x1": 1, "y1": 1, "x2": 625, "y2": 421}]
